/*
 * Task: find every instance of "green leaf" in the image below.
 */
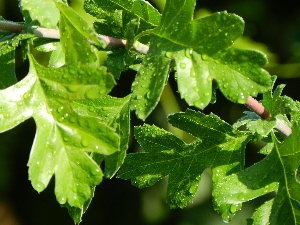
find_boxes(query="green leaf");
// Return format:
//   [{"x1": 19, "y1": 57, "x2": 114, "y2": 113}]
[
  {"x1": 56, "y1": 2, "x2": 106, "y2": 65},
  {"x1": 118, "y1": 109, "x2": 250, "y2": 208},
  {"x1": 213, "y1": 124, "x2": 300, "y2": 224},
  {"x1": 233, "y1": 111, "x2": 277, "y2": 137},
  {"x1": 261, "y1": 76, "x2": 298, "y2": 117},
  {"x1": 0, "y1": 54, "x2": 117, "y2": 217},
  {"x1": 130, "y1": 36, "x2": 172, "y2": 119},
  {"x1": 104, "y1": 49, "x2": 143, "y2": 79},
  {"x1": 0, "y1": 33, "x2": 34, "y2": 89},
  {"x1": 0, "y1": 47, "x2": 16, "y2": 89},
  {"x1": 20, "y1": 0, "x2": 63, "y2": 28},
  {"x1": 84, "y1": 0, "x2": 161, "y2": 39},
  {"x1": 71, "y1": 95, "x2": 131, "y2": 178},
  {"x1": 132, "y1": 0, "x2": 271, "y2": 119},
  {"x1": 49, "y1": 42, "x2": 65, "y2": 68}
]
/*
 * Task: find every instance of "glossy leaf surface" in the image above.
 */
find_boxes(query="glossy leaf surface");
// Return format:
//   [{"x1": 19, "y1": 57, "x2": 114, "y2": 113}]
[
  {"x1": 71, "y1": 95, "x2": 131, "y2": 178},
  {"x1": 131, "y1": 0, "x2": 271, "y2": 119},
  {"x1": 56, "y1": 2, "x2": 106, "y2": 65},
  {"x1": 84, "y1": 0, "x2": 160, "y2": 39},
  {"x1": 20, "y1": 0, "x2": 65, "y2": 28},
  {"x1": 118, "y1": 109, "x2": 250, "y2": 208},
  {"x1": 0, "y1": 33, "x2": 34, "y2": 89},
  {"x1": 0, "y1": 54, "x2": 117, "y2": 213},
  {"x1": 213, "y1": 124, "x2": 300, "y2": 224}
]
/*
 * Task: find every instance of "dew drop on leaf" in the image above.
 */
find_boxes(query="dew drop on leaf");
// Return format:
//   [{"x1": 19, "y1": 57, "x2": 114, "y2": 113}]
[
  {"x1": 180, "y1": 63, "x2": 186, "y2": 69},
  {"x1": 237, "y1": 93, "x2": 246, "y2": 104},
  {"x1": 66, "y1": 85, "x2": 81, "y2": 93},
  {"x1": 81, "y1": 137, "x2": 90, "y2": 147},
  {"x1": 201, "y1": 54, "x2": 209, "y2": 61},
  {"x1": 165, "y1": 52, "x2": 172, "y2": 58},
  {"x1": 36, "y1": 182, "x2": 45, "y2": 193},
  {"x1": 85, "y1": 89, "x2": 98, "y2": 100},
  {"x1": 23, "y1": 91, "x2": 31, "y2": 100},
  {"x1": 230, "y1": 204, "x2": 237, "y2": 213},
  {"x1": 185, "y1": 48, "x2": 193, "y2": 58},
  {"x1": 189, "y1": 183, "x2": 198, "y2": 194},
  {"x1": 146, "y1": 91, "x2": 151, "y2": 99}
]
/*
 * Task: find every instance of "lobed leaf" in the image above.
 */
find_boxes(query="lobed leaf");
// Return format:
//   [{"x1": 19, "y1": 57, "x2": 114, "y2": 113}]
[
  {"x1": 261, "y1": 76, "x2": 298, "y2": 117},
  {"x1": 118, "y1": 109, "x2": 251, "y2": 209},
  {"x1": 213, "y1": 123, "x2": 300, "y2": 224},
  {"x1": 0, "y1": 33, "x2": 34, "y2": 89},
  {"x1": 56, "y1": 2, "x2": 106, "y2": 66},
  {"x1": 71, "y1": 95, "x2": 131, "y2": 178},
  {"x1": 0, "y1": 53, "x2": 118, "y2": 218},
  {"x1": 84, "y1": 0, "x2": 160, "y2": 39},
  {"x1": 19, "y1": 0, "x2": 65, "y2": 28},
  {"x1": 131, "y1": 0, "x2": 271, "y2": 120}
]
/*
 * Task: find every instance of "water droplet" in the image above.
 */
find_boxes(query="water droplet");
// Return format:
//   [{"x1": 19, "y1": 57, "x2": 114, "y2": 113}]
[
  {"x1": 36, "y1": 182, "x2": 45, "y2": 192},
  {"x1": 165, "y1": 52, "x2": 172, "y2": 58},
  {"x1": 57, "y1": 106, "x2": 64, "y2": 113},
  {"x1": 36, "y1": 161, "x2": 40, "y2": 165},
  {"x1": 81, "y1": 137, "x2": 90, "y2": 147},
  {"x1": 63, "y1": 136, "x2": 69, "y2": 142},
  {"x1": 85, "y1": 89, "x2": 98, "y2": 100},
  {"x1": 66, "y1": 85, "x2": 81, "y2": 93},
  {"x1": 237, "y1": 93, "x2": 246, "y2": 104},
  {"x1": 189, "y1": 183, "x2": 198, "y2": 194},
  {"x1": 230, "y1": 204, "x2": 237, "y2": 213},
  {"x1": 185, "y1": 48, "x2": 193, "y2": 58},
  {"x1": 23, "y1": 91, "x2": 31, "y2": 100},
  {"x1": 146, "y1": 91, "x2": 151, "y2": 99},
  {"x1": 201, "y1": 54, "x2": 209, "y2": 61},
  {"x1": 180, "y1": 63, "x2": 186, "y2": 69}
]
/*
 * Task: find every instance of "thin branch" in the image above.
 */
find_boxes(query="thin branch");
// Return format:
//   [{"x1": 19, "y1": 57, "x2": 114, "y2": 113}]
[
  {"x1": 33, "y1": 27, "x2": 60, "y2": 39},
  {"x1": 0, "y1": 21, "x2": 292, "y2": 136},
  {"x1": 0, "y1": 21, "x2": 148, "y2": 53},
  {"x1": 246, "y1": 96, "x2": 292, "y2": 137},
  {"x1": 0, "y1": 21, "x2": 25, "y2": 33}
]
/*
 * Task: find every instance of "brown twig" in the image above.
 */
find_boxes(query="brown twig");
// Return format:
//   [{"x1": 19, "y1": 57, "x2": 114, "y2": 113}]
[
  {"x1": 0, "y1": 21, "x2": 292, "y2": 136},
  {"x1": 246, "y1": 96, "x2": 292, "y2": 137},
  {"x1": 0, "y1": 21, "x2": 25, "y2": 33}
]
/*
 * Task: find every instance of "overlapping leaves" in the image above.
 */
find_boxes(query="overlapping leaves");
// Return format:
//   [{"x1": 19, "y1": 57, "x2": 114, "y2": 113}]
[
  {"x1": 118, "y1": 109, "x2": 251, "y2": 208},
  {"x1": 213, "y1": 124, "x2": 300, "y2": 224},
  {"x1": 19, "y1": 0, "x2": 66, "y2": 28},
  {"x1": 0, "y1": 53, "x2": 118, "y2": 205},
  {"x1": 84, "y1": 0, "x2": 161, "y2": 39},
  {"x1": 0, "y1": 3, "x2": 128, "y2": 224},
  {"x1": 0, "y1": 20, "x2": 34, "y2": 89},
  {"x1": 71, "y1": 95, "x2": 131, "y2": 178},
  {"x1": 130, "y1": 0, "x2": 271, "y2": 120}
]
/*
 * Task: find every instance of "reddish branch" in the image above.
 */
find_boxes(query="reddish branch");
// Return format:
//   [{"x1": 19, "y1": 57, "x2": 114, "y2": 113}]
[
  {"x1": 246, "y1": 97, "x2": 292, "y2": 137},
  {"x1": 0, "y1": 21, "x2": 292, "y2": 137}
]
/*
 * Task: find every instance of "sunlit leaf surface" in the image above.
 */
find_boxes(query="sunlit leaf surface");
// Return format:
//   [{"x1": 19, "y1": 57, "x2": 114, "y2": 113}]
[
  {"x1": 131, "y1": 0, "x2": 271, "y2": 120},
  {"x1": 118, "y1": 109, "x2": 251, "y2": 209},
  {"x1": 0, "y1": 54, "x2": 117, "y2": 214}
]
